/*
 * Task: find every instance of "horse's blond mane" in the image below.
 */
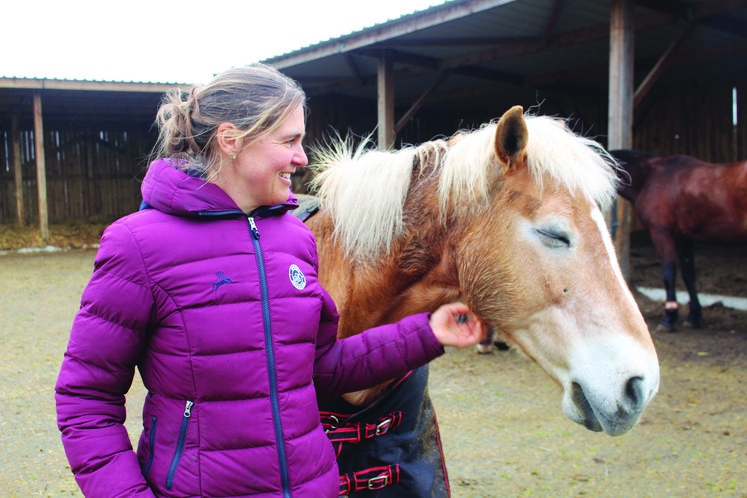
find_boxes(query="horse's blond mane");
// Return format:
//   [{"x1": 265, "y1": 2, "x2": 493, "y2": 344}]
[
  {"x1": 309, "y1": 114, "x2": 618, "y2": 258},
  {"x1": 308, "y1": 137, "x2": 424, "y2": 258}
]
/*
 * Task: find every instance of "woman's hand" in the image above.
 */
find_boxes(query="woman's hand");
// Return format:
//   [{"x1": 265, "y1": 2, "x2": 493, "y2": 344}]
[{"x1": 429, "y1": 302, "x2": 487, "y2": 348}]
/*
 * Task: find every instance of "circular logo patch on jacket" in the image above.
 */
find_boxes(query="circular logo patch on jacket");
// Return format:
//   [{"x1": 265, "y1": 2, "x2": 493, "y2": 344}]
[{"x1": 289, "y1": 264, "x2": 306, "y2": 290}]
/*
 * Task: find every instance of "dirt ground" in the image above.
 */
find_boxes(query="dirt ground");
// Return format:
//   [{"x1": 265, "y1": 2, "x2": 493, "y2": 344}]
[{"x1": 0, "y1": 225, "x2": 745, "y2": 497}]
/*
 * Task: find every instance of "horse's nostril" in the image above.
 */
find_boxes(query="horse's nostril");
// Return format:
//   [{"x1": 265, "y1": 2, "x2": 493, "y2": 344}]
[
  {"x1": 571, "y1": 381, "x2": 599, "y2": 430},
  {"x1": 624, "y1": 376, "x2": 644, "y2": 411}
]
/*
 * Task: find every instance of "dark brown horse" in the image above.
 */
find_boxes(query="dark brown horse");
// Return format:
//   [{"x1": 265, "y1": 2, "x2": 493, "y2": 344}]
[{"x1": 611, "y1": 149, "x2": 747, "y2": 331}]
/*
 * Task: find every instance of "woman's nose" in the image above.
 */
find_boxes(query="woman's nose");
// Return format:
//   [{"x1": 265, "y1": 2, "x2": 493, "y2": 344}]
[{"x1": 295, "y1": 147, "x2": 308, "y2": 167}]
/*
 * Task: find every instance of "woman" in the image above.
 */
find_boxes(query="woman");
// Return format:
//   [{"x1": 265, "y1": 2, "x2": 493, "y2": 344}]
[{"x1": 55, "y1": 63, "x2": 484, "y2": 497}]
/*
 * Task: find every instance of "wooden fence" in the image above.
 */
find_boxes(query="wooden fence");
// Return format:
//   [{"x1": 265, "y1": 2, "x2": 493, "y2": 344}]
[{"x1": 1, "y1": 124, "x2": 153, "y2": 224}]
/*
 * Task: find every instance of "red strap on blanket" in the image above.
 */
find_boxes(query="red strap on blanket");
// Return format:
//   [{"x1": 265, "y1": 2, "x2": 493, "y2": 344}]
[
  {"x1": 339, "y1": 465, "x2": 400, "y2": 495},
  {"x1": 321, "y1": 411, "x2": 402, "y2": 457}
]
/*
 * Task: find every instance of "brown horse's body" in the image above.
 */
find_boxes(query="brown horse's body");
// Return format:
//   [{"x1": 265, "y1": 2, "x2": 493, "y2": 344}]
[
  {"x1": 612, "y1": 149, "x2": 747, "y2": 330},
  {"x1": 308, "y1": 107, "x2": 659, "y2": 438}
]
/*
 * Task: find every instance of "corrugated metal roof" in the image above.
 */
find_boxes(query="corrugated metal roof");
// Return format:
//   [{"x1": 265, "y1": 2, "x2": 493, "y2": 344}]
[{"x1": 263, "y1": 0, "x2": 747, "y2": 114}]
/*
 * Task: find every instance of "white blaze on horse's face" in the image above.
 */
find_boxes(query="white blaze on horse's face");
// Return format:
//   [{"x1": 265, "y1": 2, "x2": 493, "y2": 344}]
[
  {"x1": 460, "y1": 106, "x2": 660, "y2": 436},
  {"x1": 507, "y1": 195, "x2": 659, "y2": 436}
]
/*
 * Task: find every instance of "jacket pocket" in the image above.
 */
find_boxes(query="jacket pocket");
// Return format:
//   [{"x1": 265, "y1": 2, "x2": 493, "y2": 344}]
[
  {"x1": 142, "y1": 416, "x2": 157, "y2": 479},
  {"x1": 166, "y1": 400, "x2": 193, "y2": 490}
]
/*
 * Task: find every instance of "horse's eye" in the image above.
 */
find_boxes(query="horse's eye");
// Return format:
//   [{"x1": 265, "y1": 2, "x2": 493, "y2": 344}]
[{"x1": 536, "y1": 228, "x2": 571, "y2": 248}]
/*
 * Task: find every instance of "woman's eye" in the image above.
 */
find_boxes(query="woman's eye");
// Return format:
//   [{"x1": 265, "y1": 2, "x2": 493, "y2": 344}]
[{"x1": 536, "y1": 228, "x2": 571, "y2": 248}]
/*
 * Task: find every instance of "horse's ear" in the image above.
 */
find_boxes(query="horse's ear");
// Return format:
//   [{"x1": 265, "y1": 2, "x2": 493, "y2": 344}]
[{"x1": 494, "y1": 105, "x2": 528, "y2": 170}]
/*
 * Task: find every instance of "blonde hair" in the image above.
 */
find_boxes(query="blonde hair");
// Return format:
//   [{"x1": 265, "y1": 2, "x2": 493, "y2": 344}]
[{"x1": 151, "y1": 63, "x2": 306, "y2": 175}]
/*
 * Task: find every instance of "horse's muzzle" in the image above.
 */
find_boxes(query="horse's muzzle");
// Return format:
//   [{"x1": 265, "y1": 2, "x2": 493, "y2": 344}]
[{"x1": 567, "y1": 374, "x2": 657, "y2": 437}]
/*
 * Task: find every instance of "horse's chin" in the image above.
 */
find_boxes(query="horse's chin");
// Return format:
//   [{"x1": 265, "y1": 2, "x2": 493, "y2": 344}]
[{"x1": 561, "y1": 380, "x2": 648, "y2": 437}]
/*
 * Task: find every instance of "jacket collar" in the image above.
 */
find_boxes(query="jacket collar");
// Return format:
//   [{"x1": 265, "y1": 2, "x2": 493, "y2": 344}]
[{"x1": 141, "y1": 159, "x2": 298, "y2": 217}]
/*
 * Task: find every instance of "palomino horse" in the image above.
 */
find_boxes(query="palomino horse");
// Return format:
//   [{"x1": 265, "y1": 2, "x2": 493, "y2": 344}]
[
  {"x1": 611, "y1": 149, "x2": 747, "y2": 331},
  {"x1": 304, "y1": 107, "x2": 659, "y2": 494}
]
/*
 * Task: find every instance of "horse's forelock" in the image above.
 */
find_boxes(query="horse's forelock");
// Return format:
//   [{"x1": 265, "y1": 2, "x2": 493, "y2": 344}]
[
  {"x1": 438, "y1": 115, "x2": 619, "y2": 213},
  {"x1": 524, "y1": 115, "x2": 619, "y2": 209}
]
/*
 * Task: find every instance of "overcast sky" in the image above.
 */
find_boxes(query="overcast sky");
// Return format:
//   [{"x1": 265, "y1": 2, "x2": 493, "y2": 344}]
[{"x1": 2, "y1": 0, "x2": 445, "y2": 84}]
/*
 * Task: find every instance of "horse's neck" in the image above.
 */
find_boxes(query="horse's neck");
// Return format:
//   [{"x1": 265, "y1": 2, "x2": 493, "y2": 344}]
[
  {"x1": 335, "y1": 244, "x2": 460, "y2": 338},
  {"x1": 323, "y1": 226, "x2": 461, "y2": 408},
  {"x1": 620, "y1": 160, "x2": 653, "y2": 205},
  {"x1": 313, "y1": 210, "x2": 461, "y2": 339}
]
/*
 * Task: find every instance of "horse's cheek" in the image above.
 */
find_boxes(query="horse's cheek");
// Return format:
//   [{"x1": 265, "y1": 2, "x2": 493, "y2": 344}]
[{"x1": 456, "y1": 237, "x2": 518, "y2": 321}]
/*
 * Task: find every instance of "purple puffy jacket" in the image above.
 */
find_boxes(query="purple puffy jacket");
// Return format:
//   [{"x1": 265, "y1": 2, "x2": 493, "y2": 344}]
[{"x1": 55, "y1": 159, "x2": 444, "y2": 497}]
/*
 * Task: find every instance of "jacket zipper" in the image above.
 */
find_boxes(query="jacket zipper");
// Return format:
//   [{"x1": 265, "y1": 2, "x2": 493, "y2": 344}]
[
  {"x1": 248, "y1": 216, "x2": 291, "y2": 498},
  {"x1": 166, "y1": 400, "x2": 193, "y2": 490},
  {"x1": 142, "y1": 416, "x2": 157, "y2": 478}
]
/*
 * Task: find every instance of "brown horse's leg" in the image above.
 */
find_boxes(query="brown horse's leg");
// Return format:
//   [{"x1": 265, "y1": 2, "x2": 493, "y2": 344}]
[
  {"x1": 650, "y1": 230, "x2": 679, "y2": 331},
  {"x1": 677, "y1": 238, "x2": 702, "y2": 328}
]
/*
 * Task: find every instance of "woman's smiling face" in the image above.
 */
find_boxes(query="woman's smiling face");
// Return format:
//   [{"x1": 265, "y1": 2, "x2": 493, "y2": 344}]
[{"x1": 215, "y1": 103, "x2": 307, "y2": 213}]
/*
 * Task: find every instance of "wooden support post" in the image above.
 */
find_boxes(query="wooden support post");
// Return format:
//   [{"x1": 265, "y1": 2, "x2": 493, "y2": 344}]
[
  {"x1": 10, "y1": 115, "x2": 24, "y2": 225},
  {"x1": 377, "y1": 51, "x2": 395, "y2": 150},
  {"x1": 86, "y1": 128, "x2": 96, "y2": 217},
  {"x1": 33, "y1": 92, "x2": 49, "y2": 245},
  {"x1": 608, "y1": 0, "x2": 634, "y2": 280}
]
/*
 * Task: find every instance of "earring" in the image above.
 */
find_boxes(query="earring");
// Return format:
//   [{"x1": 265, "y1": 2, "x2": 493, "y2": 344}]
[{"x1": 230, "y1": 153, "x2": 236, "y2": 161}]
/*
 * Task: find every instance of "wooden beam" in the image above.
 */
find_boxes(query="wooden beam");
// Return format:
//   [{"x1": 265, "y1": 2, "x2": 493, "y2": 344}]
[
  {"x1": 633, "y1": 22, "x2": 696, "y2": 109},
  {"x1": 377, "y1": 51, "x2": 395, "y2": 149},
  {"x1": 33, "y1": 92, "x2": 49, "y2": 245},
  {"x1": 374, "y1": 36, "x2": 536, "y2": 48},
  {"x1": 608, "y1": 0, "x2": 634, "y2": 280},
  {"x1": 343, "y1": 54, "x2": 365, "y2": 86},
  {"x1": 358, "y1": 48, "x2": 440, "y2": 70},
  {"x1": 633, "y1": 0, "x2": 690, "y2": 18},
  {"x1": 395, "y1": 71, "x2": 450, "y2": 134},
  {"x1": 530, "y1": 39, "x2": 747, "y2": 89},
  {"x1": 10, "y1": 115, "x2": 24, "y2": 225},
  {"x1": 540, "y1": 0, "x2": 566, "y2": 47}
]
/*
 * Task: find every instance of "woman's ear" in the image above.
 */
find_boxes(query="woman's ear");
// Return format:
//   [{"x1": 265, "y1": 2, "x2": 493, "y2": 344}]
[{"x1": 216, "y1": 122, "x2": 241, "y2": 157}]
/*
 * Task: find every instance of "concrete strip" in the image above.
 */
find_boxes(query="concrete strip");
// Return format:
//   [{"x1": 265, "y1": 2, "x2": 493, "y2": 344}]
[{"x1": 637, "y1": 286, "x2": 747, "y2": 311}]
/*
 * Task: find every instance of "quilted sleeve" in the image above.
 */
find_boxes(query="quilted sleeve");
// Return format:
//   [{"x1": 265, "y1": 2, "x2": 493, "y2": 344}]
[
  {"x1": 55, "y1": 221, "x2": 157, "y2": 497},
  {"x1": 313, "y1": 286, "x2": 445, "y2": 398}
]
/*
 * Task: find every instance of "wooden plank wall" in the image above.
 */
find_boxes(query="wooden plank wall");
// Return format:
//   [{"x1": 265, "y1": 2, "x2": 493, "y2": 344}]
[
  {"x1": 1, "y1": 124, "x2": 152, "y2": 224},
  {"x1": 2, "y1": 81, "x2": 744, "y2": 223},
  {"x1": 633, "y1": 82, "x2": 745, "y2": 161}
]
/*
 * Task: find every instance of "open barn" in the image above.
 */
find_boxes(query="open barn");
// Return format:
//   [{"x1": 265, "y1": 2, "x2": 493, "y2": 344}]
[
  {"x1": 1, "y1": 1, "x2": 747, "y2": 496},
  {"x1": 2, "y1": 0, "x2": 745, "y2": 229}
]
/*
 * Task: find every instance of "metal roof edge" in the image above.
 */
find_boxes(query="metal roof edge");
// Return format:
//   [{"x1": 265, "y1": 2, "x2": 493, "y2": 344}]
[
  {"x1": 0, "y1": 77, "x2": 192, "y2": 93},
  {"x1": 263, "y1": 0, "x2": 515, "y2": 69}
]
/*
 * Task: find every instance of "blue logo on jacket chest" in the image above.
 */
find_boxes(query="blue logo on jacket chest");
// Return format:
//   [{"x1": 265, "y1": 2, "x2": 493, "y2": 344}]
[{"x1": 212, "y1": 271, "x2": 233, "y2": 293}]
